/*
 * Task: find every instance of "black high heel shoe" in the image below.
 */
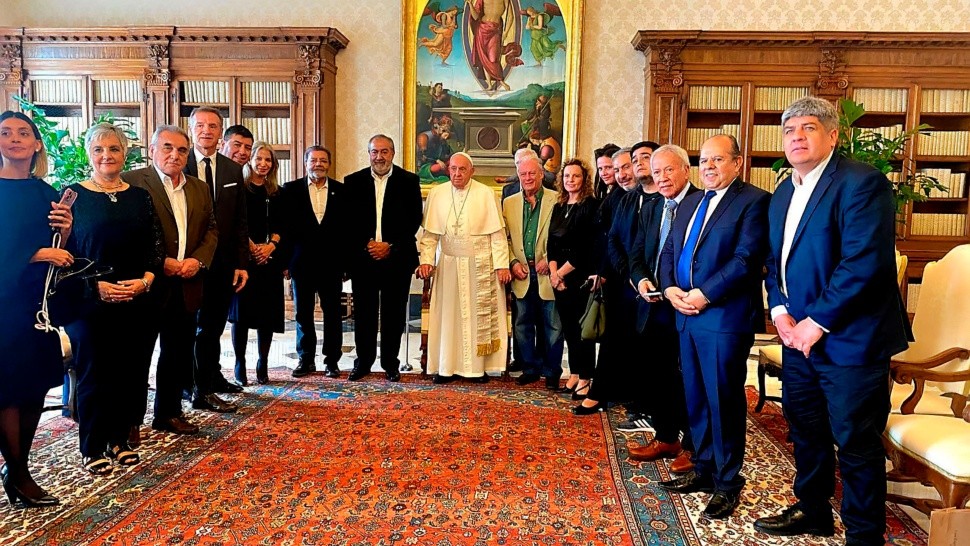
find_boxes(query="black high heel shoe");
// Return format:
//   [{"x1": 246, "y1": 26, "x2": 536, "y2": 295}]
[
  {"x1": 571, "y1": 383, "x2": 590, "y2": 401},
  {"x1": 571, "y1": 401, "x2": 605, "y2": 415},
  {"x1": 2, "y1": 475, "x2": 59, "y2": 508},
  {"x1": 256, "y1": 359, "x2": 269, "y2": 385}
]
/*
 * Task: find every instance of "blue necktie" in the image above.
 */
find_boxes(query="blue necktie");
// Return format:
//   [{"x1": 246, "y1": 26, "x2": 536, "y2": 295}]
[
  {"x1": 676, "y1": 190, "x2": 716, "y2": 288},
  {"x1": 655, "y1": 199, "x2": 677, "y2": 277}
]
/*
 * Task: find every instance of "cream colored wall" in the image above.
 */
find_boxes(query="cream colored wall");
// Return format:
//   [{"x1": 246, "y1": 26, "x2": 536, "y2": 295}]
[{"x1": 4, "y1": 0, "x2": 969, "y2": 175}]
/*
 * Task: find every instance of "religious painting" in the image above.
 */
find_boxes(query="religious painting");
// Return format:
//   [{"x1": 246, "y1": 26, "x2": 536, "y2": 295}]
[{"x1": 404, "y1": 0, "x2": 584, "y2": 187}]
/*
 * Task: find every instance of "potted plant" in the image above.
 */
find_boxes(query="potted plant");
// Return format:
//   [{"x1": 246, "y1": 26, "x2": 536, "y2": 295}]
[
  {"x1": 773, "y1": 97, "x2": 947, "y2": 230},
  {"x1": 13, "y1": 95, "x2": 144, "y2": 190}
]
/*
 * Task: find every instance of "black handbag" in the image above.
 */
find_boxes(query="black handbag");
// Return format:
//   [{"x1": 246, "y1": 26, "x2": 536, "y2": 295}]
[{"x1": 579, "y1": 286, "x2": 606, "y2": 342}]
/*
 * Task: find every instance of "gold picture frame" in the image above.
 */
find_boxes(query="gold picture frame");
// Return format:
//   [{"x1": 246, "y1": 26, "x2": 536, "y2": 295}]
[{"x1": 403, "y1": 0, "x2": 584, "y2": 189}]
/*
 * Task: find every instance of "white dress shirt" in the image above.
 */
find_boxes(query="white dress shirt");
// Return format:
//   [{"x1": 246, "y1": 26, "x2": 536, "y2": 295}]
[
  {"x1": 308, "y1": 177, "x2": 329, "y2": 223},
  {"x1": 681, "y1": 179, "x2": 734, "y2": 249},
  {"x1": 372, "y1": 166, "x2": 393, "y2": 242},
  {"x1": 194, "y1": 148, "x2": 217, "y2": 196},
  {"x1": 156, "y1": 166, "x2": 189, "y2": 260}
]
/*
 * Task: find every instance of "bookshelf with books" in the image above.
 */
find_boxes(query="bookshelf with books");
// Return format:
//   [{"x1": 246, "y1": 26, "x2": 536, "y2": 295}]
[
  {"x1": 633, "y1": 31, "x2": 970, "y2": 293},
  {"x1": 1, "y1": 27, "x2": 347, "y2": 183}
]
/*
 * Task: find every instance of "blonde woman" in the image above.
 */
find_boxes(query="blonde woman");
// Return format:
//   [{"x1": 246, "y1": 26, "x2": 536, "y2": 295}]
[{"x1": 229, "y1": 142, "x2": 284, "y2": 385}]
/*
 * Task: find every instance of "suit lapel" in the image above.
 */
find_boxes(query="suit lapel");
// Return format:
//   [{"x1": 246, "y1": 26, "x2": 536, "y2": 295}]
[
  {"x1": 537, "y1": 189, "x2": 555, "y2": 233},
  {"x1": 790, "y1": 156, "x2": 839, "y2": 252},
  {"x1": 697, "y1": 178, "x2": 741, "y2": 245},
  {"x1": 144, "y1": 168, "x2": 176, "y2": 220},
  {"x1": 770, "y1": 178, "x2": 794, "y2": 265}
]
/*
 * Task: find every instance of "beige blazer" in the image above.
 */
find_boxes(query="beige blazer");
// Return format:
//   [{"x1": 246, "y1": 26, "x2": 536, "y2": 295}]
[{"x1": 503, "y1": 187, "x2": 557, "y2": 301}]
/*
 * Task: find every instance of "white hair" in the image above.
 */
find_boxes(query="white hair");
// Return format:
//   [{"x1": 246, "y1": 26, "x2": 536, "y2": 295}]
[{"x1": 514, "y1": 147, "x2": 539, "y2": 165}]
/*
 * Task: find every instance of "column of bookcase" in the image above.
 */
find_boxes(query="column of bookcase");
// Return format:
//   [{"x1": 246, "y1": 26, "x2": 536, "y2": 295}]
[
  {"x1": 240, "y1": 80, "x2": 293, "y2": 181},
  {"x1": 30, "y1": 77, "x2": 86, "y2": 140},
  {"x1": 684, "y1": 84, "x2": 742, "y2": 188},
  {"x1": 910, "y1": 87, "x2": 970, "y2": 241}
]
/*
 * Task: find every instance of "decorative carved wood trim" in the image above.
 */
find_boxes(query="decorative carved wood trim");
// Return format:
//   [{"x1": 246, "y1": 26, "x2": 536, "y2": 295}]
[
  {"x1": 295, "y1": 44, "x2": 322, "y2": 88},
  {"x1": 648, "y1": 45, "x2": 685, "y2": 93},
  {"x1": 171, "y1": 27, "x2": 348, "y2": 51},
  {"x1": 144, "y1": 43, "x2": 170, "y2": 88},
  {"x1": 0, "y1": 43, "x2": 22, "y2": 85},
  {"x1": 633, "y1": 30, "x2": 970, "y2": 51},
  {"x1": 815, "y1": 48, "x2": 849, "y2": 94},
  {"x1": 21, "y1": 27, "x2": 175, "y2": 43}
]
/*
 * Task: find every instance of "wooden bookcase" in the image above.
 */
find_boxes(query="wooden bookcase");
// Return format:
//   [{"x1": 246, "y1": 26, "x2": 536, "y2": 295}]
[
  {"x1": 0, "y1": 27, "x2": 347, "y2": 181},
  {"x1": 632, "y1": 31, "x2": 970, "y2": 295}
]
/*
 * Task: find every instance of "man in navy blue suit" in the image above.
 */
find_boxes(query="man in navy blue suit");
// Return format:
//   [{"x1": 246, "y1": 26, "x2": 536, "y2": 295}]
[
  {"x1": 658, "y1": 137, "x2": 770, "y2": 519},
  {"x1": 754, "y1": 97, "x2": 910, "y2": 545}
]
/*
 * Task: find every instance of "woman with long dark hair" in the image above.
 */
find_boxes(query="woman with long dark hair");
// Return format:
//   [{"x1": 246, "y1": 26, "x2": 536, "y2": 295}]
[
  {"x1": 547, "y1": 158, "x2": 600, "y2": 400},
  {"x1": 0, "y1": 111, "x2": 73, "y2": 507}
]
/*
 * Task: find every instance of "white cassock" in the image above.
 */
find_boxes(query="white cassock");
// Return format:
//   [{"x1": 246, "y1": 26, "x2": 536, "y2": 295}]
[{"x1": 419, "y1": 180, "x2": 509, "y2": 377}]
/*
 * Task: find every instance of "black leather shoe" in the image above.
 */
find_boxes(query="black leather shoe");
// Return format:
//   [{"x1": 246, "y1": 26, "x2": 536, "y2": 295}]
[
  {"x1": 151, "y1": 415, "x2": 200, "y2": 435},
  {"x1": 468, "y1": 374, "x2": 489, "y2": 384},
  {"x1": 213, "y1": 380, "x2": 244, "y2": 394},
  {"x1": 348, "y1": 368, "x2": 371, "y2": 381},
  {"x1": 324, "y1": 366, "x2": 340, "y2": 378},
  {"x1": 753, "y1": 506, "x2": 835, "y2": 537},
  {"x1": 191, "y1": 393, "x2": 238, "y2": 413},
  {"x1": 432, "y1": 374, "x2": 456, "y2": 384},
  {"x1": 659, "y1": 470, "x2": 715, "y2": 493},
  {"x1": 292, "y1": 361, "x2": 315, "y2": 378},
  {"x1": 507, "y1": 360, "x2": 523, "y2": 372},
  {"x1": 516, "y1": 373, "x2": 541, "y2": 386},
  {"x1": 2, "y1": 475, "x2": 59, "y2": 508},
  {"x1": 386, "y1": 370, "x2": 401, "y2": 382},
  {"x1": 545, "y1": 376, "x2": 561, "y2": 390},
  {"x1": 234, "y1": 363, "x2": 248, "y2": 386},
  {"x1": 704, "y1": 490, "x2": 741, "y2": 519}
]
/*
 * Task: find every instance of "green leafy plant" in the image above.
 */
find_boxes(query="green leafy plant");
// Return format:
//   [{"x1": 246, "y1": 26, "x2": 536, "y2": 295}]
[
  {"x1": 14, "y1": 95, "x2": 144, "y2": 190},
  {"x1": 772, "y1": 97, "x2": 947, "y2": 216}
]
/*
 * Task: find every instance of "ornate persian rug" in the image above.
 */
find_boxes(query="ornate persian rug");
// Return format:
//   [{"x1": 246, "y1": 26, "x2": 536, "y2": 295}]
[{"x1": 1, "y1": 376, "x2": 926, "y2": 545}]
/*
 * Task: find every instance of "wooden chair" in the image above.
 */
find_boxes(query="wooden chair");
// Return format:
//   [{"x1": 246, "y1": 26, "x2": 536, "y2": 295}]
[
  {"x1": 884, "y1": 244, "x2": 970, "y2": 513},
  {"x1": 754, "y1": 249, "x2": 910, "y2": 412}
]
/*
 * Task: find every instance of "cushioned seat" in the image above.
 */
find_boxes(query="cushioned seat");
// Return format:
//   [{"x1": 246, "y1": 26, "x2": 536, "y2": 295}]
[
  {"x1": 884, "y1": 413, "x2": 970, "y2": 483},
  {"x1": 890, "y1": 386, "x2": 957, "y2": 416}
]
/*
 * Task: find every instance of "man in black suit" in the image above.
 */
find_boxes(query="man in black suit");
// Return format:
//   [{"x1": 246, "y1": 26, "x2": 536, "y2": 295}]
[
  {"x1": 122, "y1": 125, "x2": 218, "y2": 435},
  {"x1": 344, "y1": 135, "x2": 423, "y2": 381},
  {"x1": 184, "y1": 106, "x2": 249, "y2": 413},
  {"x1": 755, "y1": 97, "x2": 910, "y2": 545},
  {"x1": 658, "y1": 137, "x2": 770, "y2": 519},
  {"x1": 280, "y1": 146, "x2": 347, "y2": 378},
  {"x1": 626, "y1": 144, "x2": 699, "y2": 474}
]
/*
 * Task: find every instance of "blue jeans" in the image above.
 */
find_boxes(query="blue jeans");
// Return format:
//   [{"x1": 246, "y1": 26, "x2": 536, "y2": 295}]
[{"x1": 513, "y1": 269, "x2": 564, "y2": 378}]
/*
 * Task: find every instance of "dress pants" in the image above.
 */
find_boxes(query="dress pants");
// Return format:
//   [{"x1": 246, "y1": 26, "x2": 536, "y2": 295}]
[
  {"x1": 67, "y1": 300, "x2": 155, "y2": 456},
  {"x1": 194, "y1": 264, "x2": 234, "y2": 393},
  {"x1": 553, "y1": 283, "x2": 595, "y2": 379},
  {"x1": 154, "y1": 287, "x2": 197, "y2": 419},
  {"x1": 352, "y1": 262, "x2": 412, "y2": 372},
  {"x1": 782, "y1": 347, "x2": 890, "y2": 546},
  {"x1": 642, "y1": 321, "x2": 692, "y2": 448},
  {"x1": 292, "y1": 271, "x2": 343, "y2": 366},
  {"x1": 679, "y1": 326, "x2": 750, "y2": 493},
  {"x1": 586, "y1": 283, "x2": 639, "y2": 403},
  {"x1": 513, "y1": 268, "x2": 564, "y2": 379}
]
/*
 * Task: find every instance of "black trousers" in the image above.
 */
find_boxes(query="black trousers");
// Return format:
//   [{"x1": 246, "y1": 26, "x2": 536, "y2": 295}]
[
  {"x1": 291, "y1": 271, "x2": 343, "y2": 366},
  {"x1": 154, "y1": 289, "x2": 196, "y2": 420},
  {"x1": 782, "y1": 347, "x2": 890, "y2": 546},
  {"x1": 586, "y1": 284, "x2": 639, "y2": 403},
  {"x1": 67, "y1": 300, "x2": 156, "y2": 456},
  {"x1": 642, "y1": 321, "x2": 692, "y2": 448},
  {"x1": 194, "y1": 265, "x2": 235, "y2": 393},
  {"x1": 351, "y1": 263, "x2": 412, "y2": 372},
  {"x1": 553, "y1": 284, "x2": 595, "y2": 379}
]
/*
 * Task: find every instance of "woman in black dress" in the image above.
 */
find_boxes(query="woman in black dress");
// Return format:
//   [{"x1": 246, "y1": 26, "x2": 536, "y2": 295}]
[
  {"x1": 64, "y1": 122, "x2": 162, "y2": 475},
  {"x1": 0, "y1": 111, "x2": 74, "y2": 508},
  {"x1": 229, "y1": 141, "x2": 284, "y2": 385},
  {"x1": 547, "y1": 159, "x2": 600, "y2": 401}
]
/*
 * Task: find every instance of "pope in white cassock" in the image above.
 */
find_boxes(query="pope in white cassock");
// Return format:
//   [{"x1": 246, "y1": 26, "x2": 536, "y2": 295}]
[{"x1": 417, "y1": 152, "x2": 511, "y2": 384}]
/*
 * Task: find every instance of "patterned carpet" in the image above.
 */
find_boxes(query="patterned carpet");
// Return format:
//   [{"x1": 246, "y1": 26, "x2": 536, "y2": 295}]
[{"x1": 1, "y1": 374, "x2": 927, "y2": 545}]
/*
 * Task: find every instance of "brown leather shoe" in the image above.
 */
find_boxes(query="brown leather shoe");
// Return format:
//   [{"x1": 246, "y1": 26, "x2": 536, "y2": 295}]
[
  {"x1": 152, "y1": 415, "x2": 200, "y2": 435},
  {"x1": 668, "y1": 450, "x2": 694, "y2": 473},
  {"x1": 628, "y1": 440, "x2": 682, "y2": 462}
]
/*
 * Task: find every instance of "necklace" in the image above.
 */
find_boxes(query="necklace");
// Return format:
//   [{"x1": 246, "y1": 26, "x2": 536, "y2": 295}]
[
  {"x1": 91, "y1": 178, "x2": 124, "y2": 203},
  {"x1": 564, "y1": 202, "x2": 577, "y2": 217},
  {"x1": 451, "y1": 185, "x2": 470, "y2": 232}
]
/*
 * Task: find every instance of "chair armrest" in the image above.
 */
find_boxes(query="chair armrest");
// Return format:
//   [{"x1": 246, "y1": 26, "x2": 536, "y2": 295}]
[
  {"x1": 890, "y1": 347, "x2": 970, "y2": 371},
  {"x1": 889, "y1": 348, "x2": 970, "y2": 417},
  {"x1": 939, "y1": 392, "x2": 969, "y2": 421}
]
